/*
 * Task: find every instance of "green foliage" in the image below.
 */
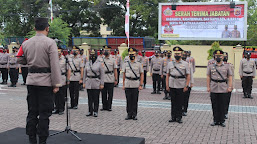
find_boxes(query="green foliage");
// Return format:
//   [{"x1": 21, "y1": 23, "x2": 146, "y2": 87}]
[
  {"x1": 207, "y1": 42, "x2": 223, "y2": 60},
  {"x1": 122, "y1": 48, "x2": 128, "y2": 60},
  {"x1": 0, "y1": 33, "x2": 5, "y2": 45}
]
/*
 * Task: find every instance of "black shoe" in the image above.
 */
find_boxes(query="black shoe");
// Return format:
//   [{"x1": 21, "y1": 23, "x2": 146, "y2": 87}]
[
  {"x1": 13, "y1": 84, "x2": 16, "y2": 87},
  {"x1": 125, "y1": 115, "x2": 132, "y2": 120},
  {"x1": 73, "y1": 106, "x2": 78, "y2": 109},
  {"x1": 224, "y1": 114, "x2": 228, "y2": 119},
  {"x1": 93, "y1": 112, "x2": 98, "y2": 117},
  {"x1": 133, "y1": 116, "x2": 138, "y2": 120},
  {"x1": 249, "y1": 94, "x2": 253, "y2": 99},
  {"x1": 52, "y1": 109, "x2": 59, "y2": 114},
  {"x1": 220, "y1": 122, "x2": 226, "y2": 127},
  {"x1": 243, "y1": 93, "x2": 247, "y2": 98},
  {"x1": 29, "y1": 135, "x2": 37, "y2": 144},
  {"x1": 169, "y1": 118, "x2": 176, "y2": 122},
  {"x1": 177, "y1": 119, "x2": 183, "y2": 124},
  {"x1": 68, "y1": 106, "x2": 73, "y2": 109},
  {"x1": 86, "y1": 112, "x2": 93, "y2": 116},
  {"x1": 182, "y1": 112, "x2": 187, "y2": 116},
  {"x1": 107, "y1": 109, "x2": 112, "y2": 111},
  {"x1": 39, "y1": 136, "x2": 47, "y2": 144},
  {"x1": 167, "y1": 97, "x2": 171, "y2": 100},
  {"x1": 210, "y1": 122, "x2": 219, "y2": 126},
  {"x1": 58, "y1": 111, "x2": 64, "y2": 115},
  {"x1": 156, "y1": 91, "x2": 161, "y2": 94},
  {"x1": 100, "y1": 108, "x2": 105, "y2": 111},
  {"x1": 151, "y1": 91, "x2": 156, "y2": 94},
  {"x1": 21, "y1": 83, "x2": 26, "y2": 85},
  {"x1": 163, "y1": 96, "x2": 168, "y2": 100},
  {"x1": 8, "y1": 84, "x2": 14, "y2": 87}
]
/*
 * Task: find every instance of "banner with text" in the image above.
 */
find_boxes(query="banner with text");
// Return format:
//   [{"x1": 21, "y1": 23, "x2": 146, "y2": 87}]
[{"x1": 158, "y1": 2, "x2": 247, "y2": 41}]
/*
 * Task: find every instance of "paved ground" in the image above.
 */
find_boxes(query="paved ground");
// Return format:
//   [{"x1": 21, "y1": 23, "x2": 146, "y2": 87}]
[{"x1": 1, "y1": 76, "x2": 257, "y2": 144}]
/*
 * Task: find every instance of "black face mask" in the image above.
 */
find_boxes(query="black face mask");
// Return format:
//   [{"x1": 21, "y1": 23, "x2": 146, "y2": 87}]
[
  {"x1": 104, "y1": 51, "x2": 109, "y2": 56},
  {"x1": 12, "y1": 50, "x2": 16, "y2": 53},
  {"x1": 142, "y1": 53, "x2": 145, "y2": 57},
  {"x1": 129, "y1": 55, "x2": 135, "y2": 60},
  {"x1": 216, "y1": 57, "x2": 222, "y2": 63},
  {"x1": 182, "y1": 57, "x2": 187, "y2": 61},
  {"x1": 3, "y1": 50, "x2": 6, "y2": 53},
  {"x1": 167, "y1": 54, "x2": 171, "y2": 58},
  {"x1": 80, "y1": 52, "x2": 83, "y2": 55},
  {"x1": 155, "y1": 54, "x2": 159, "y2": 57},
  {"x1": 175, "y1": 56, "x2": 181, "y2": 61},
  {"x1": 223, "y1": 57, "x2": 228, "y2": 62},
  {"x1": 100, "y1": 51, "x2": 103, "y2": 55},
  {"x1": 90, "y1": 56, "x2": 97, "y2": 63},
  {"x1": 246, "y1": 55, "x2": 251, "y2": 59},
  {"x1": 73, "y1": 52, "x2": 78, "y2": 56}
]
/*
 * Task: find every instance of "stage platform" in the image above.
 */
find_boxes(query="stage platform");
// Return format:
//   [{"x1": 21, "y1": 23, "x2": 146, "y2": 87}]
[{"x1": 0, "y1": 128, "x2": 145, "y2": 144}]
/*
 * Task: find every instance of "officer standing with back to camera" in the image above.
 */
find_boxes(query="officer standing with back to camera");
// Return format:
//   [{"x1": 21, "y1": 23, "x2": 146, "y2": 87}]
[
  {"x1": 0, "y1": 46, "x2": 9, "y2": 84},
  {"x1": 52, "y1": 47, "x2": 71, "y2": 115},
  {"x1": 69, "y1": 46, "x2": 84, "y2": 109},
  {"x1": 186, "y1": 51, "x2": 196, "y2": 73},
  {"x1": 17, "y1": 17, "x2": 61, "y2": 144},
  {"x1": 8, "y1": 46, "x2": 19, "y2": 87},
  {"x1": 114, "y1": 49, "x2": 122, "y2": 87},
  {"x1": 79, "y1": 49, "x2": 87, "y2": 91},
  {"x1": 160, "y1": 50, "x2": 173, "y2": 100},
  {"x1": 100, "y1": 46, "x2": 118, "y2": 111},
  {"x1": 123, "y1": 47, "x2": 144, "y2": 120},
  {"x1": 84, "y1": 49, "x2": 105, "y2": 117},
  {"x1": 166, "y1": 47, "x2": 190, "y2": 124},
  {"x1": 223, "y1": 52, "x2": 234, "y2": 119},
  {"x1": 141, "y1": 50, "x2": 149, "y2": 89},
  {"x1": 150, "y1": 50, "x2": 162, "y2": 94},
  {"x1": 207, "y1": 50, "x2": 232, "y2": 127}
]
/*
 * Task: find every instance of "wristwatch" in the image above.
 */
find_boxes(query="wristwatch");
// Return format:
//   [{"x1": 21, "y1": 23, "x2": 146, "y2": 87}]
[{"x1": 140, "y1": 84, "x2": 143, "y2": 87}]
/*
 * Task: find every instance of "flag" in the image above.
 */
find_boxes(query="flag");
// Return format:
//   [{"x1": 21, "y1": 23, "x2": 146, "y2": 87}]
[
  {"x1": 17, "y1": 38, "x2": 28, "y2": 57},
  {"x1": 49, "y1": 0, "x2": 53, "y2": 23},
  {"x1": 125, "y1": 0, "x2": 130, "y2": 47}
]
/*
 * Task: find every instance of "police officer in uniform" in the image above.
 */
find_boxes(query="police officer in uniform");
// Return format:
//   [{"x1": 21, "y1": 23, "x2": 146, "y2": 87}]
[
  {"x1": 150, "y1": 51, "x2": 162, "y2": 94},
  {"x1": 223, "y1": 52, "x2": 234, "y2": 119},
  {"x1": 123, "y1": 47, "x2": 144, "y2": 120},
  {"x1": 0, "y1": 46, "x2": 9, "y2": 84},
  {"x1": 21, "y1": 64, "x2": 29, "y2": 85},
  {"x1": 239, "y1": 52, "x2": 256, "y2": 98},
  {"x1": 207, "y1": 52, "x2": 216, "y2": 66},
  {"x1": 97, "y1": 48, "x2": 105, "y2": 63},
  {"x1": 101, "y1": 46, "x2": 118, "y2": 111},
  {"x1": 17, "y1": 17, "x2": 62, "y2": 144},
  {"x1": 207, "y1": 50, "x2": 232, "y2": 127},
  {"x1": 69, "y1": 46, "x2": 84, "y2": 109},
  {"x1": 8, "y1": 46, "x2": 19, "y2": 87},
  {"x1": 66, "y1": 49, "x2": 74, "y2": 61},
  {"x1": 166, "y1": 47, "x2": 190, "y2": 124},
  {"x1": 160, "y1": 50, "x2": 173, "y2": 100},
  {"x1": 136, "y1": 50, "x2": 143, "y2": 63},
  {"x1": 142, "y1": 50, "x2": 149, "y2": 89},
  {"x1": 114, "y1": 49, "x2": 122, "y2": 87},
  {"x1": 79, "y1": 49, "x2": 87, "y2": 91},
  {"x1": 84, "y1": 49, "x2": 105, "y2": 117},
  {"x1": 52, "y1": 47, "x2": 71, "y2": 115},
  {"x1": 186, "y1": 51, "x2": 196, "y2": 73}
]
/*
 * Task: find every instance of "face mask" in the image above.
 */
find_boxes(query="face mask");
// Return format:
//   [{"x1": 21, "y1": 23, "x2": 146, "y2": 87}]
[
  {"x1": 246, "y1": 55, "x2": 250, "y2": 59},
  {"x1": 175, "y1": 56, "x2": 181, "y2": 61},
  {"x1": 142, "y1": 53, "x2": 145, "y2": 57},
  {"x1": 182, "y1": 57, "x2": 187, "y2": 61},
  {"x1": 100, "y1": 51, "x2": 103, "y2": 55},
  {"x1": 223, "y1": 57, "x2": 228, "y2": 62},
  {"x1": 3, "y1": 50, "x2": 6, "y2": 53},
  {"x1": 73, "y1": 51, "x2": 78, "y2": 56},
  {"x1": 129, "y1": 55, "x2": 135, "y2": 60},
  {"x1": 80, "y1": 51, "x2": 83, "y2": 55},
  {"x1": 155, "y1": 54, "x2": 159, "y2": 57},
  {"x1": 104, "y1": 51, "x2": 109, "y2": 56},
  {"x1": 12, "y1": 50, "x2": 16, "y2": 53},
  {"x1": 90, "y1": 56, "x2": 97, "y2": 63},
  {"x1": 167, "y1": 54, "x2": 171, "y2": 58},
  {"x1": 216, "y1": 57, "x2": 221, "y2": 63}
]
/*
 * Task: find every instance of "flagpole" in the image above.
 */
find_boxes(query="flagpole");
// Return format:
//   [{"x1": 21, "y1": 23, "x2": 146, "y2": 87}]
[
  {"x1": 125, "y1": 0, "x2": 130, "y2": 48},
  {"x1": 49, "y1": 0, "x2": 53, "y2": 23}
]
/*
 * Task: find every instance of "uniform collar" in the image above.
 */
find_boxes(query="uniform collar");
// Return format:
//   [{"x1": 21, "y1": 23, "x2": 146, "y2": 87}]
[
  {"x1": 215, "y1": 62, "x2": 224, "y2": 66},
  {"x1": 36, "y1": 33, "x2": 47, "y2": 37}
]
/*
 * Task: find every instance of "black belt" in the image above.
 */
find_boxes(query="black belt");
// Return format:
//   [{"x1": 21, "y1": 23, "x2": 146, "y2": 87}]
[
  {"x1": 143, "y1": 66, "x2": 147, "y2": 67},
  {"x1": 73, "y1": 70, "x2": 81, "y2": 73},
  {"x1": 170, "y1": 75, "x2": 185, "y2": 79},
  {"x1": 153, "y1": 69, "x2": 160, "y2": 71},
  {"x1": 87, "y1": 75, "x2": 100, "y2": 79},
  {"x1": 9, "y1": 63, "x2": 16, "y2": 65},
  {"x1": 61, "y1": 72, "x2": 66, "y2": 75},
  {"x1": 126, "y1": 77, "x2": 139, "y2": 80},
  {"x1": 105, "y1": 71, "x2": 113, "y2": 74},
  {"x1": 0, "y1": 63, "x2": 7, "y2": 65},
  {"x1": 243, "y1": 71, "x2": 253, "y2": 74},
  {"x1": 211, "y1": 78, "x2": 227, "y2": 83},
  {"x1": 29, "y1": 67, "x2": 51, "y2": 73}
]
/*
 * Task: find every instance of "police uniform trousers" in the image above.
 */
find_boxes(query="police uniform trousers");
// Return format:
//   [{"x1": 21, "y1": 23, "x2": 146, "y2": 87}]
[
  {"x1": 21, "y1": 67, "x2": 28, "y2": 84},
  {"x1": 170, "y1": 88, "x2": 184, "y2": 120},
  {"x1": 117, "y1": 68, "x2": 120, "y2": 85},
  {"x1": 143, "y1": 70, "x2": 147, "y2": 87},
  {"x1": 182, "y1": 87, "x2": 191, "y2": 113},
  {"x1": 9, "y1": 68, "x2": 19, "y2": 85},
  {"x1": 163, "y1": 75, "x2": 168, "y2": 95},
  {"x1": 101, "y1": 83, "x2": 114, "y2": 110},
  {"x1": 87, "y1": 89, "x2": 100, "y2": 113},
  {"x1": 26, "y1": 86, "x2": 54, "y2": 137},
  {"x1": 0, "y1": 68, "x2": 8, "y2": 82},
  {"x1": 125, "y1": 88, "x2": 139, "y2": 117},
  {"x1": 225, "y1": 92, "x2": 231, "y2": 115},
  {"x1": 210, "y1": 93, "x2": 227, "y2": 123},
  {"x1": 69, "y1": 81, "x2": 80, "y2": 108},
  {"x1": 54, "y1": 85, "x2": 67, "y2": 112},
  {"x1": 242, "y1": 76, "x2": 253, "y2": 96},
  {"x1": 152, "y1": 73, "x2": 161, "y2": 92}
]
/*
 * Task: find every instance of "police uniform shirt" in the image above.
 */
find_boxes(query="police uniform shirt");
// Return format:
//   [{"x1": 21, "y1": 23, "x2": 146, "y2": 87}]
[
  {"x1": 59, "y1": 55, "x2": 67, "y2": 86},
  {"x1": 239, "y1": 59, "x2": 256, "y2": 77},
  {"x1": 83, "y1": 61, "x2": 105, "y2": 89},
  {"x1": 225, "y1": 62, "x2": 235, "y2": 88},
  {"x1": 17, "y1": 33, "x2": 61, "y2": 87},
  {"x1": 142, "y1": 56, "x2": 149, "y2": 71},
  {"x1": 150, "y1": 57, "x2": 162, "y2": 74},
  {"x1": 103, "y1": 56, "x2": 118, "y2": 83},
  {"x1": 136, "y1": 55, "x2": 143, "y2": 63},
  {"x1": 0, "y1": 52, "x2": 9, "y2": 68},
  {"x1": 69, "y1": 56, "x2": 84, "y2": 81},
  {"x1": 81, "y1": 54, "x2": 88, "y2": 65},
  {"x1": 208, "y1": 58, "x2": 215, "y2": 66},
  {"x1": 114, "y1": 54, "x2": 122, "y2": 69},
  {"x1": 207, "y1": 62, "x2": 232, "y2": 93},
  {"x1": 97, "y1": 55, "x2": 104, "y2": 63},
  {"x1": 66, "y1": 54, "x2": 74, "y2": 62},
  {"x1": 167, "y1": 60, "x2": 190, "y2": 88},
  {"x1": 188, "y1": 61, "x2": 194, "y2": 87},
  {"x1": 8, "y1": 52, "x2": 19, "y2": 68},
  {"x1": 160, "y1": 58, "x2": 173, "y2": 76},
  {"x1": 122, "y1": 60, "x2": 143, "y2": 88},
  {"x1": 186, "y1": 57, "x2": 196, "y2": 73}
]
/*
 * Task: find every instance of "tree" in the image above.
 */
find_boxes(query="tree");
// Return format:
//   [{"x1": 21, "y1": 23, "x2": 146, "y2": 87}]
[
  {"x1": 27, "y1": 18, "x2": 71, "y2": 46},
  {"x1": 207, "y1": 41, "x2": 222, "y2": 60}
]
